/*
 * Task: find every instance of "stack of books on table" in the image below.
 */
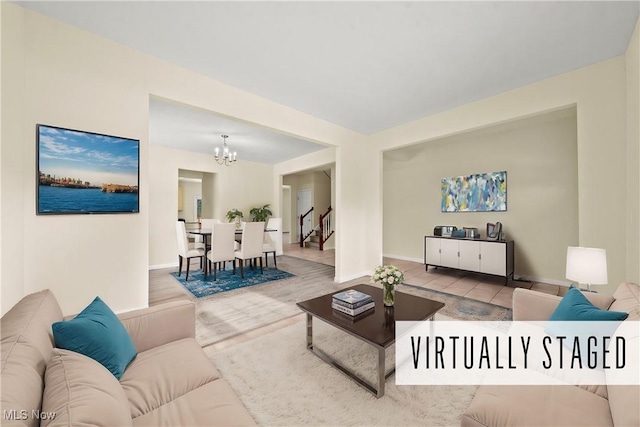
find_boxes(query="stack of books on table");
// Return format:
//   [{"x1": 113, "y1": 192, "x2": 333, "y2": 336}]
[{"x1": 332, "y1": 289, "x2": 375, "y2": 316}]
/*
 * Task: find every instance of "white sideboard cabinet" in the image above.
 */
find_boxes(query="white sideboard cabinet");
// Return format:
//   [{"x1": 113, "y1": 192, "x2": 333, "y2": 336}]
[{"x1": 424, "y1": 236, "x2": 514, "y2": 284}]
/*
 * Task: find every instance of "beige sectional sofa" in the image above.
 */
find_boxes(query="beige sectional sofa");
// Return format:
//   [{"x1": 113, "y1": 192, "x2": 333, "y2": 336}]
[
  {"x1": 461, "y1": 282, "x2": 640, "y2": 427},
  {"x1": 1, "y1": 289, "x2": 256, "y2": 426}
]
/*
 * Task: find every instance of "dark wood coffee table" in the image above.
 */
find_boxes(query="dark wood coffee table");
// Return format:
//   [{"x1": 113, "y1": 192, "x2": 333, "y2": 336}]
[{"x1": 296, "y1": 284, "x2": 444, "y2": 397}]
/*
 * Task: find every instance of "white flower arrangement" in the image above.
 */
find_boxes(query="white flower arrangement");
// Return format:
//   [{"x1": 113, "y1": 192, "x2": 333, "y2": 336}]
[
  {"x1": 371, "y1": 264, "x2": 404, "y2": 287},
  {"x1": 371, "y1": 264, "x2": 404, "y2": 305}
]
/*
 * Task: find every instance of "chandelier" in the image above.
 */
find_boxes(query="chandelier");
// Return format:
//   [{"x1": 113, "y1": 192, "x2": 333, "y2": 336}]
[{"x1": 214, "y1": 134, "x2": 237, "y2": 166}]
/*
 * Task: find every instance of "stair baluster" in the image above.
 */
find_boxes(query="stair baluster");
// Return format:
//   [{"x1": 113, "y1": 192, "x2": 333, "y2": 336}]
[
  {"x1": 299, "y1": 207, "x2": 315, "y2": 247},
  {"x1": 318, "y1": 206, "x2": 334, "y2": 251}
]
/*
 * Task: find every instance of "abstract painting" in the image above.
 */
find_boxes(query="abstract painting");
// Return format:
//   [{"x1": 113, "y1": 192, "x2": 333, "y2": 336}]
[{"x1": 441, "y1": 171, "x2": 507, "y2": 212}]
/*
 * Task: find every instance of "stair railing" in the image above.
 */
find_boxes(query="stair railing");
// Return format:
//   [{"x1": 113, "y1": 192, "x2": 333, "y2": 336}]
[
  {"x1": 318, "y1": 206, "x2": 334, "y2": 251},
  {"x1": 299, "y1": 207, "x2": 314, "y2": 247}
]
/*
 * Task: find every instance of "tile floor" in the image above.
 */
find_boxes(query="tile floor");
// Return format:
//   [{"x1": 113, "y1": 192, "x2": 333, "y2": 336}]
[
  {"x1": 282, "y1": 242, "x2": 561, "y2": 309},
  {"x1": 283, "y1": 239, "x2": 335, "y2": 266}
]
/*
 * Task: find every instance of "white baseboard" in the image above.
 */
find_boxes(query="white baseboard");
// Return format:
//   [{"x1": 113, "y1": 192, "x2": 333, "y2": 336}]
[
  {"x1": 383, "y1": 253, "x2": 423, "y2": 264},
  {"x1": 514, "y1": 275, "x2": 571, "y2": 287},
  {"x1": 335, "y1": 271, "x2": 370, "y2": 283},
  {"x1": 377, "y1": 259, "x2": 570, "y2": 287},
  {"x1": 149, "y1": 262, "x2": 178, "y2": 270}
]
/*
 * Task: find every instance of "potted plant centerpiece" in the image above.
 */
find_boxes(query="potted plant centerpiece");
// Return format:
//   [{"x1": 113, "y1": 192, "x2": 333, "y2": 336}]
[
  {"x1": 226, "y1": 208, "x2": 244, "y2": 229},
  {"x1": 250, "y1": 204, "x2": 272, "y2": 224},
  {"x1": 371, "y1": 265, "x2": 404, "y2": 306}
]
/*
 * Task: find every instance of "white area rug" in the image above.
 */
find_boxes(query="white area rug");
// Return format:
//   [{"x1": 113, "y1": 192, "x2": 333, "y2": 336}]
[
  {"x1": 195, "y1": 256, "x2": 346, "y2": 347},
  {"x1": 206, "y1": 314, "x2": 477, "y2": 427}
]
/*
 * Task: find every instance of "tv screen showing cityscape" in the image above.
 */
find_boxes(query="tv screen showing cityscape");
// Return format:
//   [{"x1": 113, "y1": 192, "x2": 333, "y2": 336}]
[{"x1": 36, "y1": 124, "x2": 139, "y2": 215}]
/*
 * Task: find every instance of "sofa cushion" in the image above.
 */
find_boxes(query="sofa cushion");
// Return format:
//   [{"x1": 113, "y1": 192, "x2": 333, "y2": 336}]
[
  {"x1": 120, "y1": 338, "x2": 220, "y2": 419},
  {"x1": 0, "y1": 290, "x2": 63, "y2": 427},
  {"x1": 41, "y1": 349, "x2": 133, "y2": 427},
  {"x1": 606, "y1": 283, "x2": 640, "y2": 427},
  {"x1": 131, "y1": 379, "x2": 256, "y2": 426},
  {"x1": 461, "y1": 385, "x2": 613, "y2": 427},
  {"x1": 52, "y1": 296, "x2": 137, "y2": 379},
  {"x1": 610, "y1": 282, "x2": 640, "y2": 321}
]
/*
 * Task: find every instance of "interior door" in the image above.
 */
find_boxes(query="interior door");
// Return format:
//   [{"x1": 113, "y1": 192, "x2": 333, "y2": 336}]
[{"x1": 297, "y1": 189, "x2": 313, "y2": 240}]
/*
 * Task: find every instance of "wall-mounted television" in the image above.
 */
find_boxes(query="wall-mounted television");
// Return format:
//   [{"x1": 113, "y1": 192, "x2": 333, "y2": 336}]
[{"x1": 36, "y1": 124, "x2": 140, "y2": 215}]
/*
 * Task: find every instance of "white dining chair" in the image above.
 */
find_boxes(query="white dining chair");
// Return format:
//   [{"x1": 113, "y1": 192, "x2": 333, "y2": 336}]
[
  {"x1": 206, "y1": 223, "x2": 236, "y2": 281},
  {"x1": 199, "y1": 219, "x2": 221, "y2": 265},
  {"x1": 200, "y1": 218, "x2": 221, "y2": 230},
  {"x1": 234, "y1": 222, "x2": 265, "y2": 278},
  {"x1": 180, "y1": 218, "x2": 203, "y2": 244},
  {"x1": 263, "y1": 217, "x2": 282, "y2": 269},
  {"x1": 176, "y1": 221, "x2": 205, "y2": 280},
  {"x1": 234, "y1": 221, "x2": 247, "y2": 251}
]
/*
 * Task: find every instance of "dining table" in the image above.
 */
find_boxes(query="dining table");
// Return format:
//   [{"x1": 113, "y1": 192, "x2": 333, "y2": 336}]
[{"x1": 188, "y1": 227, "x2": 278, "y2": 274}]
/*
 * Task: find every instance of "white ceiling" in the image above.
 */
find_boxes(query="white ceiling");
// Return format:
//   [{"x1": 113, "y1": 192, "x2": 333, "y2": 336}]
[
  {"x1": 16, "y1": 1, "x2": 640, "y2": 161},
  {"x1": 149, "y1": 98, "x2": 327, "y2": 164}
]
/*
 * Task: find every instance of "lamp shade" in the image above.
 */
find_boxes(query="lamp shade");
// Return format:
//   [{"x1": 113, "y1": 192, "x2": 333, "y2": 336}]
[{"x1": 565, "y1": 246, "x2": 608, "y2": 286}]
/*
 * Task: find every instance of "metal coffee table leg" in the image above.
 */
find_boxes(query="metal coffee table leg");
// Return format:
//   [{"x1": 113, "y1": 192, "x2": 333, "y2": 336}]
[
  {"x1": 306, "y1": 313, "x2": 313, "y2": 349},
  {"x1": 305, "y1": 313, "x2": 393, "y2": 398},
  {"x1": 377, "y1": 347, "x2": 386, "y2": 398}
]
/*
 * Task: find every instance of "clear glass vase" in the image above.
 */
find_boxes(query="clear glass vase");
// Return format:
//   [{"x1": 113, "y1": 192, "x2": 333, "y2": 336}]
[{"x1": 383, "y1": 283, "x2": 395, "y2": 306}]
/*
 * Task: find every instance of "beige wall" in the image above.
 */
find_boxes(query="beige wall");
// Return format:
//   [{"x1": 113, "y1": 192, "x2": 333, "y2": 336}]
[
  {"x1": 282, "y1": 185, "x2": 292, "y2": 234},
  {"x1": 201, "y1": 173, "x2": 214, "y2": 219},
  {"x1": 626, "y1": 17, "x2": 640, "y2": 283},
  {"x1": 383, "y1": 108, "x2": 578, "y2": 283},
  {"x1": 1, "y1": 4, "x2": 368, "y2": 315},
  {"x1": 2, "y1": 4, "x2": 150, "y2": 315},
  {"x1": 314, "y1": 171, "x2": 332, "y2": 215},
  {"x1": 371, "y1": 57, "x2": 629, "y2": 295},
  {"x1": 149, "y1": 145, "x2": 274, "y2": 269},
  {"x1": 0, "y1": 1, "x2": 3, "y2": 315},
  {"x1": 1, "y1": 4, "x2": 637, "y2": 313},
  {"x1": 1, "y1": 2, "x2": 26, "y2": 314}
]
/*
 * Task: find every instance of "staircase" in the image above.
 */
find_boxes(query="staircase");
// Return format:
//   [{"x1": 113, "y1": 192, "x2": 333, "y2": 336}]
[
  {"x1": 300, "y1": 206, "x2": 334, "y2": 251},
  {"x1": 304, "y1": 229, "x2": 323, "y2": 249}
]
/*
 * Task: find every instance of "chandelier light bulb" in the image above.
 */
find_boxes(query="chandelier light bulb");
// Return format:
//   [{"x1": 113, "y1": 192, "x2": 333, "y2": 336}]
[{"x1": 214, "y1": 134, "x2": 237, "y2": 166}]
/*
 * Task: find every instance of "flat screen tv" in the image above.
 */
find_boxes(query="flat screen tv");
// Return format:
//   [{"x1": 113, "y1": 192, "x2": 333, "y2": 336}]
[{"x1": 36, "y1": 124, "x2": 140, "y2": 215}]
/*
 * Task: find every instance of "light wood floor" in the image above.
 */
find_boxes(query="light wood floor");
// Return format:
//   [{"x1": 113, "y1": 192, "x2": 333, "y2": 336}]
[
  {"x1": 149, "y1": 241, "x2": 560, "y2": 351},
  {"x1": 150, "y1": 241, "x2": 559, "y2": 308}
]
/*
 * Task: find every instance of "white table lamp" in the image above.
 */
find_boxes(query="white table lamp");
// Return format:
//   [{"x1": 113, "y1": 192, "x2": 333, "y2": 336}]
[{"x1": 566, "y1": 246, "x2": 608, "y2": 292}]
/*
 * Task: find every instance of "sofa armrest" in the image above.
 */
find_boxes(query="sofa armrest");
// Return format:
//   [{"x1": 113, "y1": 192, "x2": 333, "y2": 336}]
[
  {"x1": 117, "y1": 300, "x2": 195, "y2": 353},
  {"x1": 512, "y1": 288, "x2": 562, "y2": 321}
]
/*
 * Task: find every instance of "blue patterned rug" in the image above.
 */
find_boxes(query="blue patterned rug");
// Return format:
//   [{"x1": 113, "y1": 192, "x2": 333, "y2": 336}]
[{"x1": 171, "y1": 265, "x2": 295, "y2": 298}]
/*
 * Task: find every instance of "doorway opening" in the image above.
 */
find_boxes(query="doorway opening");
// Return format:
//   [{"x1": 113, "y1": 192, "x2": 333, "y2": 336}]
[
  {"x1": 178, "y1": 169, "x2": 214, "y2": 223},
  {"x1": 297, "y1": 189, "x2": 313, "y2": 243}
]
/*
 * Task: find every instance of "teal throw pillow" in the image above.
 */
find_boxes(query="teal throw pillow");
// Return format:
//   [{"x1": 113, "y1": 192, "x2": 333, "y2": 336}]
[
  {"x1": 545, "y1": 288, "x2": 628, "y2": 355},
  {"x1": 52, "y1": 296, "x2": 137, "y2": 379},
  {"x1": 548, "y1": 288, "x2": 628, "y2": 322}
]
